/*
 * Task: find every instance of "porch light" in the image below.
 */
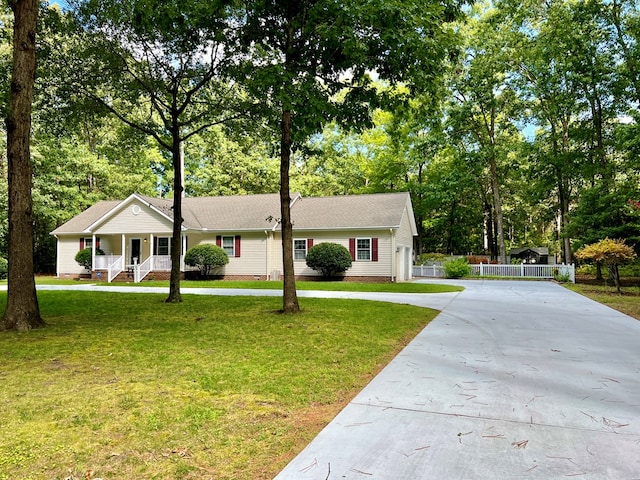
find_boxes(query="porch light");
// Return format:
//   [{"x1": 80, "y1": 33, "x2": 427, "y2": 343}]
[{"x1": 144, "y1": 238, "x2": 148, "y2": 243}]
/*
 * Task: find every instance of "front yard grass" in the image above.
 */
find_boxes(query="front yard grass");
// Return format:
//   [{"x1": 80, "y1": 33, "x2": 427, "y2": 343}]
[
  {"x1": 33, "y1": 276, "x2": 464, "y2": 293},
  {"x1": 0, "y1": 291, "x2": 437, "y2": 480},
  {"x1": 566, "y1": 281, "x2": 640, "y2": 320}
]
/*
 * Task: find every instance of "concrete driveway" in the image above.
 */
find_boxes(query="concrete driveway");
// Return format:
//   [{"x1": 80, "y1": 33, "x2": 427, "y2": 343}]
[{"x1": 273, "y1": 280, "x2": 640, "y2": 479}]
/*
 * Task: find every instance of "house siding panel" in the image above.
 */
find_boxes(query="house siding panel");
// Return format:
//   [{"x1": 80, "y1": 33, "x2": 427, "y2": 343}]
[
  {"x1": 188, "y1": 232, "x2": 268, "y2": 277},
  {"x1": 273, "y1": 230, "x2": 393, "y2": 278},
  {"x1": 94, "y1": 202, "x2": 172, "y2": 235},
  {"x1": 56, "y1": 237, "x2": 87, "y2": 276}
]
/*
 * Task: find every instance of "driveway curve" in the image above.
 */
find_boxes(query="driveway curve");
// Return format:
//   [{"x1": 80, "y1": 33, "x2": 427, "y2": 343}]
[{"x1": 273, "y1": 280, "x2": 640, "y2": 479}]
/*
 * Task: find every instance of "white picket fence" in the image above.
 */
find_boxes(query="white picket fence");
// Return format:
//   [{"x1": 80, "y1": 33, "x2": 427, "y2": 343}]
[{"x1": 413, "y1": 263, "x2": 575, "y2": 283}]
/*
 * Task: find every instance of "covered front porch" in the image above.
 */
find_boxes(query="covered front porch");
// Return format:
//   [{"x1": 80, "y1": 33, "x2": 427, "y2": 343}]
[{"x1": 90, "y1": 233, "x2": 187, "y2": 282}]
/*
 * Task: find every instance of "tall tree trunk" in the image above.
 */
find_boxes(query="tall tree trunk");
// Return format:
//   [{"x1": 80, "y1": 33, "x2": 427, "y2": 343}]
[
  {"x1": 489, "y1": 153, "x2": 506, "y2": 263},
  {"x1": 166, "y1": 134, "x2": 183, "y2": 303},
  {"x1": 2, "y1": 0, "x2": 44, "y2": 331},
  {"x1": 484, "y1": 196, "x2": 495, "y2": 259},
  {"x1": 280, "y1": 109, "x2": 300, "y2": 313},
  {"x1": 559, "y1": 185, "x2": 572, "y2": 264}
]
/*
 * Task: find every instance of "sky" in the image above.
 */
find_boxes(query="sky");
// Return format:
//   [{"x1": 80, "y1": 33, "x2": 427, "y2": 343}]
[{"x1": 49, "y1": 0, "x2": 70, "y2": 11}]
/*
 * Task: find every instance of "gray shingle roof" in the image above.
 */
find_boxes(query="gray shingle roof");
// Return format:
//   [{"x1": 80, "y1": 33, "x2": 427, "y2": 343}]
[
  {"x1": 51, "y1": 200, "x2": 122, "y2": 235},
  {"x1": 290, "y1": 192, "x2": 411, "y2": 230},
  {"x1": 51, "y1": 192, "x2": 413, "y2": 234}
]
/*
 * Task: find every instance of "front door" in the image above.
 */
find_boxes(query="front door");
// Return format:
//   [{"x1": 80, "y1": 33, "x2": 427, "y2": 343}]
[{"x1": 130, "y1": 238, "x2": 141, "y2": 264}]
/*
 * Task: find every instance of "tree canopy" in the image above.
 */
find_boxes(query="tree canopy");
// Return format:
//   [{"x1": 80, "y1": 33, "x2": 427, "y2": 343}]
[{"x1": 1, "y1": 0, "x2": 640, "y2": 296}]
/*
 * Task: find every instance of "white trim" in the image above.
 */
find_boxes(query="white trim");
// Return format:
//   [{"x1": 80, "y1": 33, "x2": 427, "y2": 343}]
[
  {"x1": 390, "y1": 229, "x2": 396, "y2": 282},
  {"x1": 356, "y1": 237, "x2": 372, "y2": 261},
  {"x1": 84, "y1": 193, "x2": 175, "y2": 233},
  {"x1": 221, "y1": 235, "x2": 235, "y2": 257},
  {"x1": 129, "y1": 237, "x2": 142, "y2": 265},
  {"x1": 293, "y1": 239, "x2": 308, "y2": 261}
]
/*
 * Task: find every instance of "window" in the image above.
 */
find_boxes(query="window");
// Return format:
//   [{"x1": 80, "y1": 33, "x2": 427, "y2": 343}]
[
  {"x1": 83, "y1": 238, "x2": 93, "y2": 249},
  {"x1": 216, "y1": 235, "x2": 241, "y2": 257},
  {"x1": 357, "y1": 238, "x2": 371, "y2": 261},
  {"x1": 222, "y1": 236, "x2": 235, "y2": 256},
  {"x1": 294, "y1": 240, "x2": 307, "y2": 260},
  {"x1": 349, "y1": 237, "x2": 378, "y2": 262},
  {"x1": 157, "y1": 237, "x2": 170, "y2": 255}
]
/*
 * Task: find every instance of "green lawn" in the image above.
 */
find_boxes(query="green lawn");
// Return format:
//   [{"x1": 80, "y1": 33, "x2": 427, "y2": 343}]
[
  {"x1": 33, "y1": 276, "x2": 463, "y2": 293},
  {"x1": 566, "y1": 282, "x2": 640, "y2": 321},
  {"x1": 0, "y1": 291, "x2": 437, "y2": 480}
]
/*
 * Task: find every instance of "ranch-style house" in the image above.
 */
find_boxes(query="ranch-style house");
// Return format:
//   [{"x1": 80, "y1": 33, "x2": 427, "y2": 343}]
[{"x1": 51, "y1": 191, "x2": 417, "y2": 282}]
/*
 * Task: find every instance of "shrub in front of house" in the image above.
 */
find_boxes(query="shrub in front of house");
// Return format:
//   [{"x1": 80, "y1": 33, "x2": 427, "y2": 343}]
[
  {"x1": 306, "y1": 242, "x2": 352, "y2": 278},
  {"x1": 0, "y1": 257, "x2": 7, "y2": 279},
  {"x1": 75, "y1": 247, "x2": 104, "y2": 271},
  {"x1": 184, "y1": 244, "x2": 229, "y2": 278},
  {"x1": 443, "y1": 257, "x2": 471, "y2": 278}
]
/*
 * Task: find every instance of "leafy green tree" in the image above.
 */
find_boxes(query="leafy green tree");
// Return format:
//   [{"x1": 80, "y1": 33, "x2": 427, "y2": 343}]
[
  {"x1": 305, "y1": 242, "x2": 352, "y2": 278},
  {"x1": 184, "y1": 244, "x2": 228, "y2": 278},
  {"x1": 60, "y1": 0, "x2": 243, "y2": 303},
  {"x1": 238, "y1": 1, "x2": 460, "y2": 312},
  {"x1": 185, "y1": 126, "x2": 279, "y2": 196},
  {"x1": 419, "y1": 145, "x2": 484, "y2": 254},
  {"x1": 447, "y1": 5, "x2": 524, "y2": 263},
  {"x1": 503, "y1": 0, "x2": 636, "y2": 262},
  {"x1": 2, "y1": 0, "x2": 44, "y2": 331}
]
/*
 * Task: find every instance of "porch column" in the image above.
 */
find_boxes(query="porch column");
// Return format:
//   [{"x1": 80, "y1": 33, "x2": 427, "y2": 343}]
[
  {"x1": 91, "y1": 234, "x2": 96, "y2": 273},
  {"x1": 181, "y1": 235, "x2": 187, "y2": 271},
  {"x1": 265, "y1": 230, "x2": 271, "y2": 280},
  {"x1": 121, "y1": 234, "x2": 126, "y2": 264},
  {"x1": 149, "y1": 233, "x2": 154, "y2": 271},
  {"x1": 390, "y1": 228, "x2": 396, "y2": 283}
]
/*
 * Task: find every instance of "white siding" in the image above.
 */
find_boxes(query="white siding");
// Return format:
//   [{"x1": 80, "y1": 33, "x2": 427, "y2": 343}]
[
  {"x1": 395, "y1": 203, "x2": 416, "y2": 280},
  {"x1": 187, "y1": 231, "x2": 270, "y2": 277},
  {"x1": 56, "y1": 237, "x2": 86, "y2": 276},
  {"x1": 94, "y1": 202, "x2": 172, "y2": 235},
  {"x1": 273, "y1": 230, "x2": 394, "y2": 278}
]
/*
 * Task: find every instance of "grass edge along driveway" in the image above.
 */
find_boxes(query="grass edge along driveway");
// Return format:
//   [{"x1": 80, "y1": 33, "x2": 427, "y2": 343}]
[{"x1": 0, "y1": 290, "x2": 441, "y2": 480}]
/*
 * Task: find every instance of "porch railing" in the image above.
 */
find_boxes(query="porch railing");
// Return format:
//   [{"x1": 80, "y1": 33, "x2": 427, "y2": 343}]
[
  {"x1": 94, "y1": 254, "x2": 120, "y2": 270},
  {"x1": 96, "y1": 255, "x2": 189, "y2": 282},
  {"x1": 137, "y1": 256, "x2": 153, "y2": 282},
  {"x1": 412, "y1": 263, "x2": 575, "y2": 283},
  {"x1": 107, "y1": 256, "x2": 124, "y2": 283}
]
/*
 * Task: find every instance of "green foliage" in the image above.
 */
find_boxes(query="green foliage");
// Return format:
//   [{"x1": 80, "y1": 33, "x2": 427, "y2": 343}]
[
  {"x1": 185, "y1": 126, "x2": 279, "y2": 196},
  {"x1": 305, "y1": 242, "x2": 352, "y2": 278},
  {"x1": 443, "y1": 258, "x2": 471, "y2": 279},
  {"x1": 416, "y1": 253, "x2": 448, "y2": 265},
  {"x1": 554, "y1": 269, "x2": 571, "y2": 283},
  {"x1": 74, "y1": 247, "x2": 103, "y2": 271},
  {"x1": 184, "y1": 244, "x2": 229, "y2": 277},
  {"x1": 0, "y1": 257, "x2": 7, "y2": 280}
]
